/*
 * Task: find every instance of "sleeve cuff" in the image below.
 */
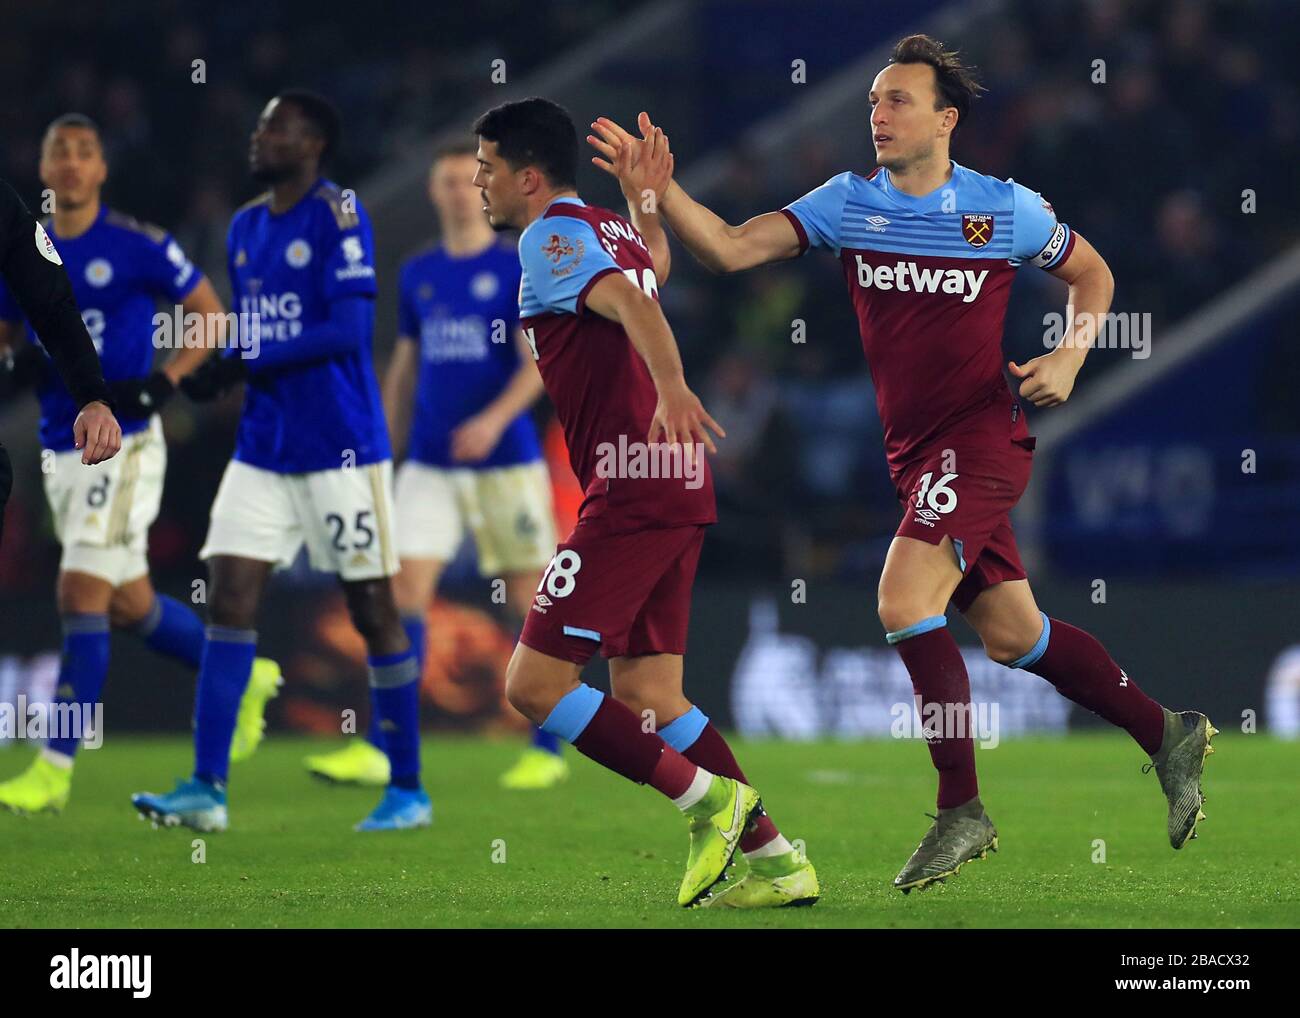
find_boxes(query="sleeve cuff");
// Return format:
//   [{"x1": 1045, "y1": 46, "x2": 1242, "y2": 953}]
[
  {"x1": 1047, "y1": 228, "x2": 1077, "y2": 270},
  {"x1": 75, "y1": 381, "x2": 115, "y2": 411},
  {"x1": 575, "y1": 266, "x2": 621, "y2": 316},
  {"x1": 779, "y1": 209, "x2": 810, "y2": 254}
]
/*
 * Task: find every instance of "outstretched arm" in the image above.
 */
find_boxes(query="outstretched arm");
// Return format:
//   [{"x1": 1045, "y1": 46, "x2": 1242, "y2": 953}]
[{"x1": 589, "y1": 113, "x2": 801, "y2": 275}]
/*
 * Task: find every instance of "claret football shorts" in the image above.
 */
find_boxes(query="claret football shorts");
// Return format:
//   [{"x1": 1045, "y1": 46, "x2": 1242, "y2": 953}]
[
  {"x1": 520, "y1": 521, "x2": 706, "y2": 665},
  {"x1": 893, "y1": 435, "x2": 1035, "y2": 614}
]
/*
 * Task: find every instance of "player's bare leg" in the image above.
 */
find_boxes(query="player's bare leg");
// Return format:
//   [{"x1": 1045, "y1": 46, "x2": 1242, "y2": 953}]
[
  {"x1": 499, "y1": 570, "x2": 568, "y2": 789},
  {"x1": 341, "y1": 577, "x2": 430, "y2": 830},
  {"x1": 963, "y1": 579, "x2": 1215, "y2": 849},
  {"x1": 505, "y1": 642, "x2": 759, "y2": 906},
  {"x1": 610, "y1": 653, "x2": 818, "y2": 907},
  {"x1": 880, "y1": 535, "x2": 999, "y2": 892}
]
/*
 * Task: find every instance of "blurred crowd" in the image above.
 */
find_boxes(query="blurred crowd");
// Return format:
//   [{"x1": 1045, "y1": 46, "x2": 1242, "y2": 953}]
[
  {"x1": 0, "y1": 0, "x2": 625, "y2": 271},
  {"x1": 0, "y1": 0, "x2": 1295, "y2": 594}
]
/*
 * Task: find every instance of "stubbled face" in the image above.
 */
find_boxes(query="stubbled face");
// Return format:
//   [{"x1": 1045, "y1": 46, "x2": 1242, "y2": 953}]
[
  {"x1": 473, "y1": 138, "x2": 528, "y2": 231},
  {"x1": 429, "y1": 153, "x2": 485, "y2": 229},
  {"x1": 249, "y1": 97, "x2": 318, "y2": 184},
  {"x1": 868, "y1": 61, "x2": 954, "y2": 172},
  {"x1": 39, "y1": 126, "x2": 107, "y2": 210}
]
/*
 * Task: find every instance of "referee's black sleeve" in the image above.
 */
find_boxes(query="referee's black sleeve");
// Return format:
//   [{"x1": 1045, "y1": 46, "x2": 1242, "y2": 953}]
[{"x1": 0, "y1": 178, "x2": 112, "y2": 409}]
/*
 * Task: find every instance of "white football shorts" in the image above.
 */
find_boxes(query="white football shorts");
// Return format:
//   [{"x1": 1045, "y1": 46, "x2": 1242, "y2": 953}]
[
  {"x1": 393, "y1": 459, "x2": 555, "y2": 576},
  {"x1": 200, "y1": 458, "x2": 399, "y2": 580}
]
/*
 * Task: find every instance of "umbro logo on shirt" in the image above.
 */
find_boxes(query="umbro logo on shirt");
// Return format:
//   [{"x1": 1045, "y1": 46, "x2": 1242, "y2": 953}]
[{"x1": 865, "y1": 215, "x2": 890, "y2": 232}]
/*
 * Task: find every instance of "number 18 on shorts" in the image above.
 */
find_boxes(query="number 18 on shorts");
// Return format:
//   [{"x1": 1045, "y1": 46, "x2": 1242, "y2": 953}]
[{"x1": 520, "y1": 523, "x2": 707, "y2": 665}]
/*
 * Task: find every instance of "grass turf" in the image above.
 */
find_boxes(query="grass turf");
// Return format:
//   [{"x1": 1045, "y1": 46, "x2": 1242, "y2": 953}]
[{"x1": 0, "y1": 732, "x2": 1296, "y2": 928}]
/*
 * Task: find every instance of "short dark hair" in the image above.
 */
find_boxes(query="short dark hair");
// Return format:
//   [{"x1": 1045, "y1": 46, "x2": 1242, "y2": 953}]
[
  {"x1": 472, "y1": 97, "x2": 577, "y2": 189},
  {"x1": 432, "y1": 139, "x2": 480, "y2": 166},
  {"x1": 888, "y1": 34, "x2": 985, "y2": 137},
  {"x1": 275, "y1": 89, "x2": 341, "y2": 163},
  {"x1": 44, "y1": 112, "x2": 102, "y2": 147}
]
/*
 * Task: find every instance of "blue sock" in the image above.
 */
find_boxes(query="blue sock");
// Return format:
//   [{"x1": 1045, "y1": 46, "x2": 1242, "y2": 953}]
[
  {"x1": 365, "y1": 704, "x2": 386, "y2": 751},
  {"x1": 370, "y1": 650, "x2": 421, "y2": 790},
  {"x1": 530, "y1": 725, "x2": 562, "y2": 755},
  {"x1": 46, "y1": 614, "x2": 111, "y2": 759},
  {"x1": 131, "y1": 594, "x2": 205, "y2": 669},
  {"x1": 193, "y1": 626, "x2": 257, "y2": 787},
  {"x1": 370, "y1": 614, "x2": 425, "y2": 754},
  {"x1": 401, "y1": 614, "x2": 426, "y2": 673}
]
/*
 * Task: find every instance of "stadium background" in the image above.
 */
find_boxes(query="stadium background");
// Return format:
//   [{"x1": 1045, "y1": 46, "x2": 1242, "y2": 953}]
[{"x1": 1, "y1": 0, "x2": 1298, "y2": 746}]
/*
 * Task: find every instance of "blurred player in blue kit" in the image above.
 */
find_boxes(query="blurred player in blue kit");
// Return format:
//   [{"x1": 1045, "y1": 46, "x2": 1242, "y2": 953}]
[
  {"x1": 131, "y1": 91, "x2": 429, "y2": 833},
  {"x1": 0, "y1": 114, "x2": 280, "y2": 816},
  {"x1": 304, "y1": 142, "x2": 565, "y2": 790}
]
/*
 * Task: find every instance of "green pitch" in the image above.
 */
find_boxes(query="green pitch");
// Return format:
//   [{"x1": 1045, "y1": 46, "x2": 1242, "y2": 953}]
[{"x1": 0, "y1": 732, "x2": 1296, "y2": 928}]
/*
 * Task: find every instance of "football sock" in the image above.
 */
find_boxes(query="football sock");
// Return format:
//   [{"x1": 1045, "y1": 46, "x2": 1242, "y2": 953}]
[
  {"x1": 541, "y1": 684, "x2": 706, "y2": 798},
  {"x1": 660, "y1": 707, "x2": 781, "y2": 853},
  {"x1": 888, "y1": 615, "x2": 979, "y2": 809},
  {"x1": 364, "y1": 706, "x2": 386, "y2": 752},
  {"x1": 369, "y1": 650, "x2": 421, "y2": 790},
  {"x1": 193, "y1": 626, "x2": 257, "y2": 786},
  {"x1": 400, "y1": 614, "x2": 426, "y2": 674},
  {"x1": 530, "y1": 725, "x2": 562, "y2": 754},
  {"x1": 1012, "y1": 613, "x2": 1165, "y2": 755},
  {"x1": 45, "y1": 614, "x2": 110, "y2": 759},
  {"x1": 129, "y1": 594, "x2": 205, "y2": 669}
]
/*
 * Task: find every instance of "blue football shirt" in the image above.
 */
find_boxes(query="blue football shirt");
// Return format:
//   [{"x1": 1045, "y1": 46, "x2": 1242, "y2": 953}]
[
  {"x1": 227, "y1": 179, "x2": 389, "y2": 473},
  {"x1": 0, "y1": 206, "x2": 201, "y2": 450},
  {"x1": 397, "y1": 238, "x2": 540, "y2": 469}
]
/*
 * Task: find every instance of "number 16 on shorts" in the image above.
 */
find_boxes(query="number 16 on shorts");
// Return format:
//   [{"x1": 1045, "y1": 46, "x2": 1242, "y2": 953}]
[{"x1": 914, "y1": 470, "x2": 958, "y2": 523}]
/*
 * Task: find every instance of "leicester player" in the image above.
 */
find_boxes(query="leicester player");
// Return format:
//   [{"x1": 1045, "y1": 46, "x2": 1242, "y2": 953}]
[
  {"x1": 0, "y1": 114, "x2": 279, "y2": 816},
  {"x1": 0, "y1": 171, "x2": 119, "y2": 538},
  {"x1": 131, "y1": 91, "x2": 428, "y2": 832},
  {"x1": 305, "y1": 142, "x2": 563, "y2": 790},
  {"x1": 474, "y1": 97, "x2": 817, "y2": 908},
  {"x1": 589, "y1": 34, "x2": 1216, "y2": 892}
]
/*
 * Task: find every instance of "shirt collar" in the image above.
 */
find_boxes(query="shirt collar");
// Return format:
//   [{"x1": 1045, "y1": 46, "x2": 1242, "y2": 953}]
[{"x1": 879, "y1": 160, "x2": 960, "y2": 209}]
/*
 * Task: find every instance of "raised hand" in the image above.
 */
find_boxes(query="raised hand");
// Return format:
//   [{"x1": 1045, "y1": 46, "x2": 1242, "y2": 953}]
[{"x1": 588, "y1": 112, "x2": 675, "y2": 209}]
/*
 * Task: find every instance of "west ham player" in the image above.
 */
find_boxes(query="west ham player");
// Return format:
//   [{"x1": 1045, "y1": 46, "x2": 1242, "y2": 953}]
[
  {"x1": 473, "y1": 97, "x2": 818, "y2": 908},
  {"x1": 589, "y1": 35, "x2": 1216, "y2": 892},
  {"x1": 0, "y1": 115, "x2": 279, "y2": 817},
  {"x1": 305, "y1": 142, "x2": 564, "y2": 791},
  {"x1": 132, "y1": 91, "x2": 428, "y2": 832}
]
